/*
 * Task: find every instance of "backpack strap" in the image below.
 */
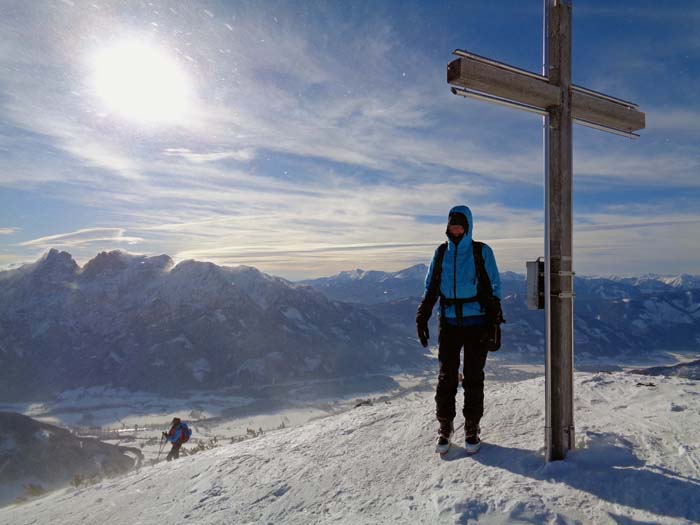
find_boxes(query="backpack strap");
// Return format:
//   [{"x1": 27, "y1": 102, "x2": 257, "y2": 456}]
[
  {"x1": 417, "y1": 242, "x2": 448, "y2": 322},
  {"x1": 474, "y1": 241, "x2": 505, "y2": 326},
  {"x1": 426, "y1": 241, "x2": 448, "y2": 304},
  {"x1": 472, "y1": 241, "x2": 493, "y2": 312}
]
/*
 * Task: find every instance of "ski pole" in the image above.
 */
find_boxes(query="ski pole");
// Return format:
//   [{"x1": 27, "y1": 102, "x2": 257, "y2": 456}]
[{"x1": 156, "y1": 435, "x2": 166, "y2": 462}]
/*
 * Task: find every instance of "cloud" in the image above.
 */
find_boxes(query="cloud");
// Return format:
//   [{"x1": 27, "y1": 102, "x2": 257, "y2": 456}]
[
  {"x1": 20, "y1": 228, "x2": 143, "y2": 249},
  {"x1": 0, "y1": 228, "x2": 17, "y2": 235},
  {"x1": 1, "y1": 0, "x2": 691, "y2": 199},
  {"x1": 0, "y1": 2, "x2": 698, "y2": 278},
  {"x1": 574, "y1": 149, "x2": 700, "y2": 187},
  {"x1": 162, "y1": 148, "x2": 256, "y2": 164},
  {"x1": 576, "y1": 217, "x2": 700, "y2": 233},
  {"x1": 647, "y1": 109, "x2": 700, "y2": 133}
]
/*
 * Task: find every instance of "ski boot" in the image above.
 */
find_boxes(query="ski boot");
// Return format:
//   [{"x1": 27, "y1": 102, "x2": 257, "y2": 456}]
[
  {"x1": 464, "y1": 422, "x2": 481, "y2": 455},
  {"x1": 435, "y1": 419, "x2": 453, "y2": 455}
]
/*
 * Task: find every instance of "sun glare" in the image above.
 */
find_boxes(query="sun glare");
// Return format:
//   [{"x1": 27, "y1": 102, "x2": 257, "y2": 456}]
[{"x1": 90, "y1": 40, "x2": 192, "y2": 125}]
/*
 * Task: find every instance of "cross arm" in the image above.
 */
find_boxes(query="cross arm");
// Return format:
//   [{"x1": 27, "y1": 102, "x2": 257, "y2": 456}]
[
  {"x1": 447, "y1": 55, "x2": 560, "y2": 110},
  {"x1": 571, "y1": 90, "x2": 645, "y2": 132},
  {"x1": 447, "y1": 52, "x2": 646, "y2": 133}
]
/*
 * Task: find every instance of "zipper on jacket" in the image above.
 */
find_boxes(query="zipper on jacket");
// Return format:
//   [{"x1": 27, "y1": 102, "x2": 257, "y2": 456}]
[
  {"x1": 453, "y1": 243, "x2": 459, "y2": 324},
  {"x1": 453, "y1": 244, "x2": 458, "y2": 299}
]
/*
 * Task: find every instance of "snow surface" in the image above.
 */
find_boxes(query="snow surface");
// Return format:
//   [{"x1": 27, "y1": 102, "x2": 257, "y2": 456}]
[{"x1": 2, "y1": 371, "x2": 699, "y2": 524}]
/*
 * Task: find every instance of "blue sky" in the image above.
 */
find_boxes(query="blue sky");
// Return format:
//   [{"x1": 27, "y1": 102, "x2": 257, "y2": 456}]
[{"x1": 0, "y1": 0, "x2": 698, "y2": 279}]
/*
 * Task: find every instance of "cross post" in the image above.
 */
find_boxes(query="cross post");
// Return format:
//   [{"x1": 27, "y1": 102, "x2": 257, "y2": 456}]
[{"x1": 446, "y1": 0, "x2": 645, "y2": 461}]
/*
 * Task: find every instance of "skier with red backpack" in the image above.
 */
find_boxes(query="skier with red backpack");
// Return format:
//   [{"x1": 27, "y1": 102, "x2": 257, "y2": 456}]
[
  {"x1": 416, "y1": 205, "x2": 504, "y2": 455},
  {"x1": 162, "y1": 417, "x2": 192, "y2": 461}
]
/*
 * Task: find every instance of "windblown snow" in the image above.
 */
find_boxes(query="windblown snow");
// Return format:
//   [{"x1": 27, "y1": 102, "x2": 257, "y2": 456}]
[{"x1": 2, "y1": 371, "x2": 699, "y2": 525}]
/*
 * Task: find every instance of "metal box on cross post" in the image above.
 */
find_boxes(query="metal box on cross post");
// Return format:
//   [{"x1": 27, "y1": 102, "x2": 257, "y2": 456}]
[{"x1": 527, "y1": 258, "x2": 545, "y2": 310}]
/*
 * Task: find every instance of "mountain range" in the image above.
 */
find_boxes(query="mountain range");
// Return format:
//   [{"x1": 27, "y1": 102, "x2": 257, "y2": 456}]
[
  {"x1": 0, "y1": 250, "x2": 423, "y2": 400},
  {"x1": 301, "y1": 263, "x2": 700, "y2": 362},
  {"x1": 1, "y1": 249, "x2": 699, "y2": 400}
]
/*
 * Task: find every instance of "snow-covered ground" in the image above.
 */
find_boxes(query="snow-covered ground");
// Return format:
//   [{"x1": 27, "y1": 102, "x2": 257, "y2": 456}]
[
  {"x1": 2, "y1": 370, "x2": 699, "y2": 524},
  {"x1": 0, "y1": 371, "x2": 445, "y2": 469},
  {"x1": 0, "y1": 361, "x2": 545, "y2": 467}
]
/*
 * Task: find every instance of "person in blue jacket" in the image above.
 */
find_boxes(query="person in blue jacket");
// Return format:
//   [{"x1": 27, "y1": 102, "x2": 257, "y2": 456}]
[
  {"x1": 416, "y1": 205, "x2": 502, "y2": 454},
  {"x1": 163, "y1": 417, "x2": 189, "y2": 461}
]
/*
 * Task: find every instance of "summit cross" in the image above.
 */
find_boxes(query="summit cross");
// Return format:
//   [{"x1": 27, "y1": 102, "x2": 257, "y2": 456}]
[{"x1": 446, "y1": 0, "x2": 645, "y2": 461}]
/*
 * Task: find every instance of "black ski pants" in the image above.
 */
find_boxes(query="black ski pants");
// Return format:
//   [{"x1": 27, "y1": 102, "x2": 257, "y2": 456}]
[
  {"x1": 166, "y1": 443, "x2": 181, "y2": 461},
  {"x1": 435, "y1": 322, "x2": 489, "y2": 426}
]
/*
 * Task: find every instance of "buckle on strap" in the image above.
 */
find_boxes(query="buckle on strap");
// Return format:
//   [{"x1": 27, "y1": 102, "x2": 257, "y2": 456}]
[
  {"x1": 439, "y1": 295, "x2": 481, "y2": 321},
  {"x1": 439, "y1": 296, "x2": 480, "y2": 306}
]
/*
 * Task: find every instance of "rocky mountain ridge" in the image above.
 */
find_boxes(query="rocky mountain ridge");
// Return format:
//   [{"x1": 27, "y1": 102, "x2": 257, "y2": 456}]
[{"x1": 0, "y1": 250, "x2": 424, "y2": 401}]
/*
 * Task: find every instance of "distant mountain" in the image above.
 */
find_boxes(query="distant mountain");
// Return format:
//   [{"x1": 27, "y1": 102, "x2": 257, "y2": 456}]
[
  {"x1": 604, "y1": 274, "x2": 700, "y2": 293},
  {"x1": 0, "y1": 412, "x2": 141, "y2": 506},
  {"x1": 302, "y1": 265, "x2": 700, "y2": 360},
  {"x1": 0, "y1": 250, "x2": 426, "y2": 400},
  {"x1": 659, "y1": 274, "x2": 700, "y2": 290},
  {"x1": 630, "y1": 359, "x2": 700, "y2": 380},
  {"x1": 300, "y1": 264, "x2": 430, "y2": 304}
]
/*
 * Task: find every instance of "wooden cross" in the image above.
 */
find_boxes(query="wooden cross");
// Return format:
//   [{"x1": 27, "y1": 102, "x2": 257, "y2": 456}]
[{"x1": 446, "y1": 0, "x2": 645, "y2": 461}]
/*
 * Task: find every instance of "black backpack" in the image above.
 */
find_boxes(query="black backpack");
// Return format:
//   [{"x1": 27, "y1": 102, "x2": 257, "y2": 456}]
[{"x1": 425, "y1": 241, "x2": 505, "y2": 351}]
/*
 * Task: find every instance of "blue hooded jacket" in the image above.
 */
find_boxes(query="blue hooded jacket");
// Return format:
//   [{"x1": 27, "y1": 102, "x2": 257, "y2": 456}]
[
  {"x1": 166, "y1": 422, "x2": 190, "y2": 444},
  {"x1": 423, "y1": 205, "x2": 502, "y2": 321}
]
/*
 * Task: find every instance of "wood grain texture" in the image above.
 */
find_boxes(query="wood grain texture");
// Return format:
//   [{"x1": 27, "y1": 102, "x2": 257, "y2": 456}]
[
  {"x1": 448, "y1": 57, "x2": 645, "y2": 132},
  {"x1": 447, "y1": 57, "x2": 560, "y2": 109}
]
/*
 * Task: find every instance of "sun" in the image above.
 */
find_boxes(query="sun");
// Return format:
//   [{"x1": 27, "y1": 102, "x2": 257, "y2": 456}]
[{"x1": 90, "y1": 39, "x2": 193, "y2": 125}]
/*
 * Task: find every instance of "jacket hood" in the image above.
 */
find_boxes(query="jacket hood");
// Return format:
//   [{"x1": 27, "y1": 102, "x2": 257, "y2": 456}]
[{"x1": 446, "y1": 205, "x2": 473, "y2": 245}]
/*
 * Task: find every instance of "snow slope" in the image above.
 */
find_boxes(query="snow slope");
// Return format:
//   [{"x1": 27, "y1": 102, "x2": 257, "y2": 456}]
[{"x1": 2, "y1": 371, "x2": 699, "y2": 524}]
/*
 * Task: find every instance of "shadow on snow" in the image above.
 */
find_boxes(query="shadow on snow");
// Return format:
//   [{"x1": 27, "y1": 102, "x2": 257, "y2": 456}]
[{"x1": 469, "y1": 432, "x2": 700, "y2": 523}]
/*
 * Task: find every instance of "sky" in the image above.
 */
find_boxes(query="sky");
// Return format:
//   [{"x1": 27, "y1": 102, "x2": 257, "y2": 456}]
[{"x1": 0, "y1": 0, "x2": 698, "y2": 280}]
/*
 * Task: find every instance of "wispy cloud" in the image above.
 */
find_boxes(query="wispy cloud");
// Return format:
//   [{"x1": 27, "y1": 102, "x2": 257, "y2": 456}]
[
  {"x1": 647, "y1": 109, "x2": 700, "y2": 133},
  {"x1": 0, "y1": 228, "x2": 16, "y2": 235},
  {"x1": 162, "y1": 148, "x2": 256, "y2": 164},
  {"x1": 20, "y1": 228, "x2": 143, "y2": 249}
]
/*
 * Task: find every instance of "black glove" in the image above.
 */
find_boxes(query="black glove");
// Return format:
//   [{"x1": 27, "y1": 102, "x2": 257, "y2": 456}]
[
  {"x1": 480, "y1": 297, "x2": 504, "y2": 352},
  {"x1": 416, "y1": 297, "x2": 434, "y2": 348},
  {"x1": 417, "y1": 319, "x2": 429, "y2": 347},
  {"x1": 484, "y1": 296, "x2": 505, "y2": 324}
]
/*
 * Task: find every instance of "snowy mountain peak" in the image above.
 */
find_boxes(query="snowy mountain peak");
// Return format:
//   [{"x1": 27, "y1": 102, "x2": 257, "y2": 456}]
[
  {"x1": 229, "y1": 264, "x2": 276, "y2": 282},
  {"x1": 338, "y1": 268, "x2": 370, "y2": 280},
  {"x1": 81, "y1": 251, "x2": 174, "y2": 281},
  {"x1": 501, "y1": 271, "x2": 524, "y2": 281},
  {"x1": 81, "y1": 250, "x2": 133, "y2": 277},
  {"x1": 392, "y1": 264, "x2": 428, "y2": 280},
  {"x1": 37, "y1": 249, "x2": 79, "y2": 273},
  {"x1": 171, "y1": 258, "x2": 218, "y2": 274},
  {"x1": 660, "y1": 274, "x2": 700, "y2": 289}
]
